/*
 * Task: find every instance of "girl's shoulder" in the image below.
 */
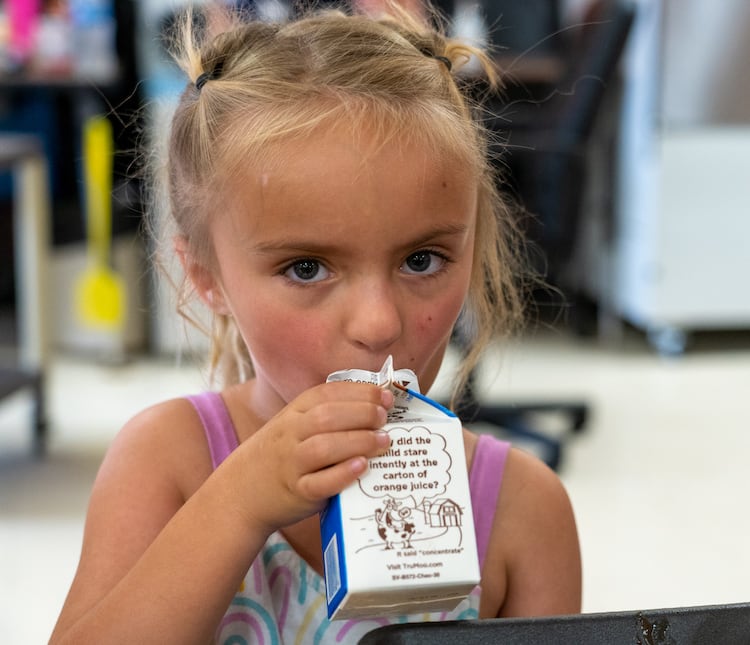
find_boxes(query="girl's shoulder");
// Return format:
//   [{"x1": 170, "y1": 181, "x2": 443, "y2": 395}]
[
  {"x1": 103, "y1": 396, "x2": 216, "y2": 500},
  {"x1": 500, "y1": 446, "x2": 575, "y2": 521},
  {"x1": 475, "y1": 440, "x2": 577, "y2": 559},
  {"x1": 481, "y1": 443, "x2": 582, "y2": 616},
  {"x1": 120, "y1": 395, "x2": 210, "y2": 447},
  {"x1": 462, "y1": 428, "x2": 568, "y2": 517}
]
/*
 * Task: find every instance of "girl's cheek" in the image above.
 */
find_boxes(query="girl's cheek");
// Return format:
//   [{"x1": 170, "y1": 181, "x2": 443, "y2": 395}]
[
  {"x1": 415, "y1": 306, "x2": 455, "y2": 339},
  {"x1": 422, "y1": 288, "x2": 468, "y2": 333},
  {"x1": 417, "y1": 314, "x2": 434, "y2": 334},
  {"x1": 273, "y1": 318, "x2": 322, "y2": 347}
]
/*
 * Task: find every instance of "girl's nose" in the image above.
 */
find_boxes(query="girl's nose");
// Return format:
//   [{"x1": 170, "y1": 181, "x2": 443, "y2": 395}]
[{"x1": 345, "y1": 281, "x2": 403, "y2": 352}]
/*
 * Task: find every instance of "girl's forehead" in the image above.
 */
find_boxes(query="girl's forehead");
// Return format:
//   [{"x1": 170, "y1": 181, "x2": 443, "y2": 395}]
[
  {"x1": 260, "y1": 129, "x2": 465, "y2": 188},
  {"x1": 217, "y1": 126, "x2": 478, "y2": 245},
  {"x1": 259, "y1": 125, "x2": 446, "y2": 170},
  {"x1": 239, "y1": 120, "x2": 474, "y2": 187}
]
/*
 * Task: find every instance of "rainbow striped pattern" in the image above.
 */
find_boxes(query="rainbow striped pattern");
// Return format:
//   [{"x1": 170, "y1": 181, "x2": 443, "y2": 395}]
[{"x1": 216, "y1": 532, "x2": 480, "y2": 644}]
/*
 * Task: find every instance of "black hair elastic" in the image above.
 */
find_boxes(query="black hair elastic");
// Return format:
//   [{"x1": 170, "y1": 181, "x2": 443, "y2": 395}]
[
  {"x1": 195, "y1": 72, "x2": 212, "y2": 91},
  {"x1": 195, "y1": 59, "x2": 225, "y2": 92},
  {"x1": 433, "y1": 55, "x2": 452, "y2": 71},
  {"x1": 418, "y1": 47, "x2": 452, "y2": 72}
]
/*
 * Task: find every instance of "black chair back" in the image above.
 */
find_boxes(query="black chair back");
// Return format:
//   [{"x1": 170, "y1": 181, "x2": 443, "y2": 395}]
[
  {"x1": 553, "y1": 0, "x2": 636, "y2": 145},
  {"x1": 358, "y1": 602, "x2": 750, "y2": 644},
  {"x1": 489, "y1": 0, "x2": 636, "y2": 287},
  {"x1": 482, "y1": 0, "x2": 561, "y2": 56}
]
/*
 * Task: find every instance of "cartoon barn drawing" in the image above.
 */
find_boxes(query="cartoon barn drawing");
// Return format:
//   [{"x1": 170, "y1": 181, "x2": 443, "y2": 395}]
[{"x1": 422, "y1": 498, "x2": 463, "y2": 528}]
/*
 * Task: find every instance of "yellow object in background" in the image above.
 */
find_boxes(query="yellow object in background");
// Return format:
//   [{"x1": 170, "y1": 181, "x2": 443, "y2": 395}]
[{"x1": 75, "y1": 115, "x2": 126, "y2": 330}]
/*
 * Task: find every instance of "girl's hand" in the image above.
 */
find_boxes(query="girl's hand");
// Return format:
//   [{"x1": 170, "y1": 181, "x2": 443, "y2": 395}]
[{"x1": 229, "y1": 381, "x2": 393, "y2": 534}]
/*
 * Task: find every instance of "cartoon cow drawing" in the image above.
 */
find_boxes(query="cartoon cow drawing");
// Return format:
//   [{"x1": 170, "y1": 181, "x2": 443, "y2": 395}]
[{"x1": 374, "y1": 497, "x2": 416, "y2": 549}]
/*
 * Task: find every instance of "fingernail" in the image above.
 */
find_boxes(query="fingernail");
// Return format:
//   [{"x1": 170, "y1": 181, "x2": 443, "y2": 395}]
[
  {"x1": 380, "y1": 389, "x2": 394, "y2": 409},
  {"x1": 351, "y1": 456, "x2": 368, "y2": 475},
  {"x1": 375, "y1": 430, "x2": 391, "y2": 451}
]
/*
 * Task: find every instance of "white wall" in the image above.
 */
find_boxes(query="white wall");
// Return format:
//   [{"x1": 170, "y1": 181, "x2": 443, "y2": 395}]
[{"x1": 661, "y1": 0, "x2": 750, "y2": 127}]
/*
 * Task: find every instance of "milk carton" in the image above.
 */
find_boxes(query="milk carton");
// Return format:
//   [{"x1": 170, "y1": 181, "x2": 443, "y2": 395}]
[{"x1": 320, "y1": 357, "x2": 480, "y2": 620}]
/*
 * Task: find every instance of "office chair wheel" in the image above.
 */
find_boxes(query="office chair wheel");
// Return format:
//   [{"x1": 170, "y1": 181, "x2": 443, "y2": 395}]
[
  {"x1": 647, "y1": 326, "x2": 689, "y2": 357},
  {"x1": 571, "y1": 405, "x2": 587, "y2": 432}
]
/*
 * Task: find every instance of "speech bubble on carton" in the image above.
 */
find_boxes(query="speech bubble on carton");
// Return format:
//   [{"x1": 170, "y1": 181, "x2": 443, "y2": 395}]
[{"x1": 361, "y1": 425, "x2": 453, "y2": 508}]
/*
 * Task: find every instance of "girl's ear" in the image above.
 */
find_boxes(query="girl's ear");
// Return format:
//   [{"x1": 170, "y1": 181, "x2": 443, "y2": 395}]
[{"x1": 174, "y1": 236, "x2": 230, "y2": 315}]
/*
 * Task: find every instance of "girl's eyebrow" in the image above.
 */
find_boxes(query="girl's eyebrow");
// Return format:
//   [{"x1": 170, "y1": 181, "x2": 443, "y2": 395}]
[
  {"x1": 397, "y1": 223, "x2": 471, "y2": 250},
  {"x1": 248, "y1": 240, "x2": 338, "y2": 255},
  {"x1": 249, "y1": 223, "x2": 470, "y2": 255}
]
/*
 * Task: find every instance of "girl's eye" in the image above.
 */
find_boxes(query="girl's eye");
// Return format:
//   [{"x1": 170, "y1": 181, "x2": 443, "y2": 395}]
[
  {"x1": 284, "y1": 259, "x2": 329, "y2": 283},
  {"x1": 402, "y1": 251, "x2": 447, "y2": 276}
]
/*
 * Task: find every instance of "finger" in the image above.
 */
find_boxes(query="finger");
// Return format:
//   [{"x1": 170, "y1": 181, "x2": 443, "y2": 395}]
[
  {"x1": 294, "y1": 381, "x2": 392, "y2": 412},
  {"x1": 297, "y1": 428, "x2": 391, "y2": 473},
  {"x1": 297, "y1": 456, "x2": 369, "y2": 502},
  {"x1": 295, "y1": 399, "x2": 389, "y2": 440}
]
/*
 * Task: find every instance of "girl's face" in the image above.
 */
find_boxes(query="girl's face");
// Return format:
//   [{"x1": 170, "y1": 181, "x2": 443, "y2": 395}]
[{"x1": 204, "y1": 124, "x2": 477, "y2": 417}]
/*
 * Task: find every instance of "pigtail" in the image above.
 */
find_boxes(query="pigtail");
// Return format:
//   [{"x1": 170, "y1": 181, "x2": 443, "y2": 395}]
[{"x1": 165, "y1": 4, "x2": 242, "y2": 89}]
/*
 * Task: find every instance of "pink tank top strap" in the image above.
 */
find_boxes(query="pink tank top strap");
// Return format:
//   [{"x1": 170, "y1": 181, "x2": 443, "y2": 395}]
[
  {"x1": 186, "y1": 392, "x2": 239, "y2": 469},
  {"x1": 469, "y1": 433, "x2": 511, "y2": 568}
]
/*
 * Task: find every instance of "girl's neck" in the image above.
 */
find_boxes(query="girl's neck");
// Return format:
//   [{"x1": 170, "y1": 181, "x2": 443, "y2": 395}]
[
  {"x1": 222, "y1": 379, "x2": 282, "y2": 442},
  {"x1": 244, "y1": 378, "x2": 288, "y2": 425}
]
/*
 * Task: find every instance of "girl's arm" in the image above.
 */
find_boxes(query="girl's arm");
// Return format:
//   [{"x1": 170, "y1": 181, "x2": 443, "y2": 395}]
[
  {"x1": 50, "y1": 383, "x2": 392, "y2": 644},
  {"x1": 50, "y1": 399, "x2": 268, "y2": 644},
  {"x1": 483, "y1": 448, "x2": 582, "y2": 618}
]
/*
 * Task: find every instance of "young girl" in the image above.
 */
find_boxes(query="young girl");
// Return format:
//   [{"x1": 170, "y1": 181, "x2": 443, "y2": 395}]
[{"x1": 51, "y1": 4, "x2": 581, "y2": 643}]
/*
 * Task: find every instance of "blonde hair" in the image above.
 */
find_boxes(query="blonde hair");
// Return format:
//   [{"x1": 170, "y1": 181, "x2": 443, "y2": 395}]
[{"x1": 153, "y1": 1, "x2": 527, "y2": 405}]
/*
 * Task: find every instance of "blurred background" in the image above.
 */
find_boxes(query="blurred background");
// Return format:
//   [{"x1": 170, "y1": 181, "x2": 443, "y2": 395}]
[{"x1": 1, "y1": 0, "x2": 749, "y2": 642}]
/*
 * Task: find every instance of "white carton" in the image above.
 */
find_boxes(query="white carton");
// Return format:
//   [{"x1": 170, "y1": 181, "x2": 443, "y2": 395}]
[{"x1": 321, "y1": 357, "x2": 480, "y2": 620}]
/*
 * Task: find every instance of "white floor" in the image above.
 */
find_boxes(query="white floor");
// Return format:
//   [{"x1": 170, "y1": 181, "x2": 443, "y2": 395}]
[{"x1": 1, "y1": 328, "x2": 749, "y2": 643}]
